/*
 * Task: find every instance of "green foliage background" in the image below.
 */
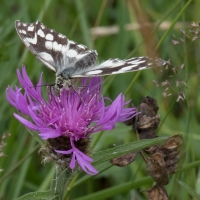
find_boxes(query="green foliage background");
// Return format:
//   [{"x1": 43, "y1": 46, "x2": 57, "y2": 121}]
[{"x1": 0, "y1": 0, "x2": 200, "y2": 199}]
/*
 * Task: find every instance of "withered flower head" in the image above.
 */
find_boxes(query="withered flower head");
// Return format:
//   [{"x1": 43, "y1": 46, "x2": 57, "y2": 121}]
[{"x1": 146, "y1": 183, "x2": 169, "y2": 200}]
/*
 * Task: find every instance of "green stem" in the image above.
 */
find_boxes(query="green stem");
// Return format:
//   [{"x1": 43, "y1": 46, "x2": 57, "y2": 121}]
[
  {"x1": 50, "y1": 166, "x2": 69, "y2": 200},
  {"x1": 156, "y1": 0, "x2": 193, "y2": 50},
  {"x1": 157, "y1": 97, "x2": 176, "y2": 132},
  {"x1": 124, "y1": 71, "x2": 141, "y2": 97},
  {"x1": 73, "y1": 177, "x2": 153, "y2": 200},
  {"x1": 92, "y1": 130, "x2": 104, "y2": 149},
  {"x1": 75, "y1": 0, "x2": 91, "y2": 48}
]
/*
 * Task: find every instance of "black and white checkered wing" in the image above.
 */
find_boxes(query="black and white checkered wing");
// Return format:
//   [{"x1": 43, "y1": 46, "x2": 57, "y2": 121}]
[
  {"x1": 16, "y1": 20, "x2": 167, "y2": 91},
  {"x1": 15, "y1": 20, "x2": 98, "y2": 75},
  {"x1": 72, "y1": 56, "x2": 167, "y2": 77}
]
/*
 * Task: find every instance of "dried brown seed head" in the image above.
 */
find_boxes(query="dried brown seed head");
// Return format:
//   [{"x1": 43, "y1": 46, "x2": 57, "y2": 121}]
[
  {"x1": 146, "y1": 152, "x2": 169, "y2": 185},
  {"x1": 146, "y1": 184, "x2": 169, "y2": 200},
  {"x1": 110, "y1": 152, "x2": 137, "y2": 167}
]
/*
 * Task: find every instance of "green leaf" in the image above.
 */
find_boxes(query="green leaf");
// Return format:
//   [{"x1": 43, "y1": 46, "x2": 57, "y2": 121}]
[
  {"x1": 17, "y1": 167, "x2": 76, "y2": 200},
  {"x1": 177, "y1": 179, "x2": 200, "y2": 200},
  {"x1": 73, "y1": 177, "x2": 152, "y2": 200},
  {"x1": 92, "y1": 137, "x2": 168, "y2": 165},
  {"x1": 16, "y1": 190, "x2": 54, "y2": 200}
]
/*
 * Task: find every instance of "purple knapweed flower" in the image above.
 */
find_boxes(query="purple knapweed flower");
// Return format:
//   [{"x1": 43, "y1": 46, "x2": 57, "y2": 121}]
[{"x1": 6, "y1": 66, "x2": 137, "y2": 175}]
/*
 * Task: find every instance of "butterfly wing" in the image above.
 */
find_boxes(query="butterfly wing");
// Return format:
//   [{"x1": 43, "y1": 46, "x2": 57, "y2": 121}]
[
  {"x1": 15, "y1": 20, "x2": 98, "y2": 75},
  {"x1": 15, "y1": 20, "x2": 166, "y2": 81},
  {"x1": 72, "y1": 56, "x2": 167, "y2": 77}
]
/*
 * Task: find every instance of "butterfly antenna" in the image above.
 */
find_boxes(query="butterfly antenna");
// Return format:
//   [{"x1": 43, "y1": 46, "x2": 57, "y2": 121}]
[
  {"x1": 71, "y1": 85, "x2": 85, "y2": 103},
  {"x1": 29, "y1": 83, "x2": 55, "y2": 89},
  {"x1": 32, "y1": 83, "x2": 57, "y2": 100}
]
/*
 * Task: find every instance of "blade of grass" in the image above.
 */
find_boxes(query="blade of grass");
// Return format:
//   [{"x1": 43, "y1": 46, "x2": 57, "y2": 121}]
[
  {"x1": 177, "y1": 179, "x2": 200, "y2": 200},
  {"x1": 73, "y1": 176, "x2": 153, "y2": 200},
  {"x1": 156, "y1": 0, "x2": 193, "y2": 50},
  {"x1": 0, "y1": 144, "x2": 39, "y2": 184},
  {"x1": 12, "y1": 139, "x2": 36, "y2": 199},
  {"x1": 92, "y1": 137, "x2": 167, "y2": 165},
  {"x1": 75, "y1": 0, "x2": 91, "y2": 48}
]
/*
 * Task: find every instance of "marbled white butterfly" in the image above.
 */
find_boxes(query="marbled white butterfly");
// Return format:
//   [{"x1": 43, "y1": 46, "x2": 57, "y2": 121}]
[{"x1": 15, "y1": 20, "x2": 167, "y2": 91}]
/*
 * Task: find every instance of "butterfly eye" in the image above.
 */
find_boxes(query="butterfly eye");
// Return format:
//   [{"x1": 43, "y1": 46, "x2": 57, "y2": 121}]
[
  {"x1": 55, "y1": 76, "x2": 64, "y2": 89},
  {"x1": 57, "y1": 83, "x2": 63, "y2": 89}
]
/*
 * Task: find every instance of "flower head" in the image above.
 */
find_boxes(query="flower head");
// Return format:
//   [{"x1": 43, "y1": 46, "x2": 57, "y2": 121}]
[{"x1": 6, "y1": 66, "x2": 137, "y2": 175}]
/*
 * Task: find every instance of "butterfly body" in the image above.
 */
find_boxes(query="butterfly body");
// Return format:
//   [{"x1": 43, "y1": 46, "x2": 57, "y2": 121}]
[{"x1": 15, "y1": 20, "x2": 167, "y2": 90}]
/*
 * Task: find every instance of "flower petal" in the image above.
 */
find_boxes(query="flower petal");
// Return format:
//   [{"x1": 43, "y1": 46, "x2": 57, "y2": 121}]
[
  {"x1": 14, "y1": 113, "x2": 38, "y2": 131},
  {"x1": 39, "y1": 128, "x2": 62, "y2": 139},
  {"x1": 75, "y1": 151, "x2": 98, "y2": 175}
]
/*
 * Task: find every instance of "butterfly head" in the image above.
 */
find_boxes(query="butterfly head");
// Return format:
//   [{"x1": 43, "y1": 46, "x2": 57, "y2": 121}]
[{"x1": 55, "y1": 75, "x2": 72, "y2": 93}]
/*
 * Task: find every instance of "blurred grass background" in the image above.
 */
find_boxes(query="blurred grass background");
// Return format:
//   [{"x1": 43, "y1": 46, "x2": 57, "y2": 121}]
[{"x1": 0, "y1": 0, "x2": 200, "y2": 199}]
